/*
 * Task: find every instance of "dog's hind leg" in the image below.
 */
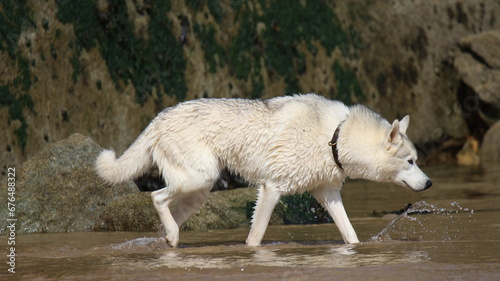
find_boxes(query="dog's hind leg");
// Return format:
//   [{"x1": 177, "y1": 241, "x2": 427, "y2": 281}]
[
  {"x1": 246, "y1": 182, "x2": 281, "y2": 246},
  {"x1": 151, "y1": 188, "x2": 181, "y2": 247},
  {"x1": 172, "y1": 188, "x2": 210, "y2": 227},
  {"x1": 312, "y1": 186, "x2": 360, "y2": 244}
]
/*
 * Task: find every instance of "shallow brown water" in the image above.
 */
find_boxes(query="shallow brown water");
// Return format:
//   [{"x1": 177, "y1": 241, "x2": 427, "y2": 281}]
[{"x1": 2, "y1": 166, "x2": 500, "y2": 280}]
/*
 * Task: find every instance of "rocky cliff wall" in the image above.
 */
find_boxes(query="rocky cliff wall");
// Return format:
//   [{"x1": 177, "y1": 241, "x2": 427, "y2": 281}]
[{"x1": 2, "y1": 0, "x2": 500, "y2": 171}]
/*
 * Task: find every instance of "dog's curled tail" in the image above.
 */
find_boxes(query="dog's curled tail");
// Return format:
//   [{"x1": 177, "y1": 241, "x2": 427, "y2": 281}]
[{"x1": 95, "y1": 132, "x2": 154, "y2": 185}]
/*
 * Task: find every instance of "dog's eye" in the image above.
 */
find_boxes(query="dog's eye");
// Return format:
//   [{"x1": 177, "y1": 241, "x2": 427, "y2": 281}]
[{"x1": 408, "y1": 159, "x2": 414, "y2": 165}]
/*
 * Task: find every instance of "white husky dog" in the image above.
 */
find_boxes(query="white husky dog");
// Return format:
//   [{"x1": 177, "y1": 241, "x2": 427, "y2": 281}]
[{"x1": 96, "y1": 94, "x2": 432, "y2": 247}]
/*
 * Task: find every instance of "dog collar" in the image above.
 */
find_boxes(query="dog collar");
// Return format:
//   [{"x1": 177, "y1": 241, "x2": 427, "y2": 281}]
[{"x1": 328, "y1": 122, "x2": 344, "y2": 170}]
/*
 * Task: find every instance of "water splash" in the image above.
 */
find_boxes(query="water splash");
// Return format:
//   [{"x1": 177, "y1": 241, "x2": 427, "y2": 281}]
[
  {"x1": 110, "y1": 237, "x2": 169, "y2": 251},
  {"x1": 370, "y1": 201, "x2": 475, "y2": 242}
]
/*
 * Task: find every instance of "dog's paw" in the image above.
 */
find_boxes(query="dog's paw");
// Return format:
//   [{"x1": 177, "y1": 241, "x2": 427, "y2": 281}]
[{"x1": 165, "y1": 235, "x2": 179, "y2": 248}]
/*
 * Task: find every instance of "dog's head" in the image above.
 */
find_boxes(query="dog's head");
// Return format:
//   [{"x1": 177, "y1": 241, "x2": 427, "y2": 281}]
[
  {"x1": 382, "y1": 116, "x2": 432, "y2": 192},
  {"x1": 340, "y1": 107, "x2": 432, "y2": 192}
]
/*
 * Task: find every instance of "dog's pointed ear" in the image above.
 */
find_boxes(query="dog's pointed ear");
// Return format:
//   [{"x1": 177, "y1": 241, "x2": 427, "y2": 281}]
[
  {"x1": 386, "y1": 119, "x2": 402, "y2": 150},
  {"x1": 399, "y1": 115, "x2": 410, "y2": 134}
]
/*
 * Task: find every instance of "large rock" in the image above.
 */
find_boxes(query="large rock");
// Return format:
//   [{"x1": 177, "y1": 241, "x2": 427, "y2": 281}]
[
  {"x1": 0, "y1": 133, "x2": 138, "y2": 233},
  {"x1": 96, "y1": 192, "x2": 160, "y2": 232},
  {"x1": 98, "y1": 187, "x2": 258, "y2": 232},
  {"x1": 182, "y1": 188, "x2": 258, "y2": 231},
  {"x1": 4, "y1": 0, "x2": 500, "y2": 170},
  {"x1": 459, "y1": 30, "x2": 500, "y2": 69},
  {"x1": 481, "y1": 121, "x2": 500, "y2": 166},
  {"x1": 455, "y1": 30, "x2": 500, "y2": 124}
]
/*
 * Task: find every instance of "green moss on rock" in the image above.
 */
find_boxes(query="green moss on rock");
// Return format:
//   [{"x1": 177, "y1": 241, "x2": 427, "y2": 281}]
[
  {"x1": 56, "y1": 0, "x2": 187, "y2": 104},
  {"x1": 332, "y1": 61, "x2": 364, "y2": 104},
  {"x1": 0, "y1": 87, "x2": 33, "y2": 152},
  {"x1": 226, "y1": 0, "x2": 349, "y2": 96},
  {"x1": 0, "y1": 1, "x2": 34, "y2": 151},
  {"x1": 194, "y1": 23, "x2": 225, "y2": 73}
]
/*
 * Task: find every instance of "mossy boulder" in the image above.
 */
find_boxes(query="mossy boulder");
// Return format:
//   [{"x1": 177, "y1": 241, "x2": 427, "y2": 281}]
[
  {"x1": 0, "y1": 133, "x2": 138, "y2": 234},
  {"x1": 98, "y1": 188, "x2": 258, "y2": 232}
]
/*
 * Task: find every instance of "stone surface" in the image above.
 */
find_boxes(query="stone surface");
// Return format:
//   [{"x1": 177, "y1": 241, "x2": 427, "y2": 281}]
[
  {"x1": 97, "y1": 192, "x2": 160, "y2": 232},
  {"x1": 0, "y1": 133, "x2": 138, "y2": 233},
  {"x1": 480, "y1": 121, "x2": 500, "y2": 166},
  {"x1": 4, "y1": 0, "x2": 500, "y2": 170},
  {"x1": 455, "y1": 30, "x2": 500, "y2": 124},
  {"x1": 98, "y1": 187, "x2": 258, "y2": 232},
  {"x1": 182, "y1": 188, "x2": 258, "y2": 231},
  {"x1": 459, "y1": 30, "x2": 500, "y2": 69}
]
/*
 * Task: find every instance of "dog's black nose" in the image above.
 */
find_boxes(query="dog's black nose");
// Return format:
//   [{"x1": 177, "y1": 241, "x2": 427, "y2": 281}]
[{"x1": 424, "y1": 179, "x2": 432, "y2": 190}]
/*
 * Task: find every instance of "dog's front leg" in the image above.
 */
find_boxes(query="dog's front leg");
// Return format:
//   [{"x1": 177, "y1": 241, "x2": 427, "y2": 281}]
[
  {"x1": 246, "y1": 182, "x2": 281, "y2": 246},
  {"x1": 312, "y1": 186, "x2": 360, "y2": 244}
]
